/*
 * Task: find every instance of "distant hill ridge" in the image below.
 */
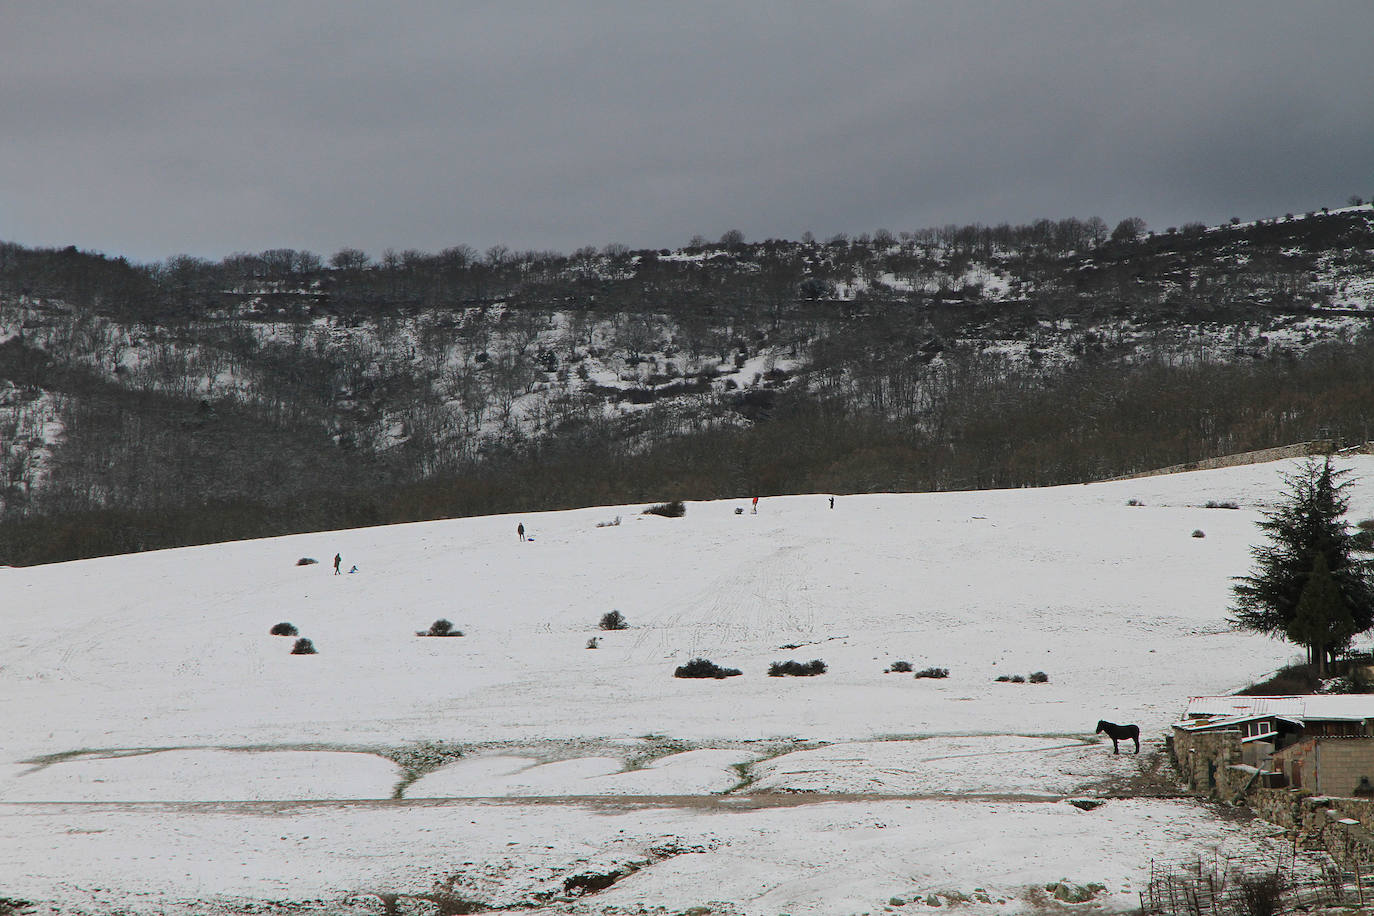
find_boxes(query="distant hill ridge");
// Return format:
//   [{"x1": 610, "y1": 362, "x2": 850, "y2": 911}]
[{"x1": 2, "y1": 202, "x2": 1373, "y2": 563}]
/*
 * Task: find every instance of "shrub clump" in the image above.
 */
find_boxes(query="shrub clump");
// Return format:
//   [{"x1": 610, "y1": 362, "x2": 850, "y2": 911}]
[
  {"x1": 768, "y1": 659, "x2": 827, "y2": 677},
  {"x1": 1192, "y1": 529, "x2": 1206, "y2": 538},
  {"x1": 643, "y1": 500, "x2": 686, "y2": 518},
  {"x1": 418, "y1": 619, "x2": 463, "y2": 637},
  {"x1": 290, "y1": 637, "x2": 317, "y2": 655},
  {"x1": 296, "y1": 557, "x2": 318, "y2": 566},
  {"x1": 269, "y1": 621, "x2": 298, "y2": 636},
  {"x1": 1204, "y1": 500, "x2": 1239, "y2": 509},
  {"x1": 1126, "y1": 498, "x2": 1144, "y2": 507},
  {"x1": 586, "y1": 637, "x2": 599, "y2": 649},
  {"x1": 1029, "y1": 671, "x2": 1049, "y2": 683},
  {"x1": 599, "y1": 610, "x2": 628, "y2": 630},
  {"x1": 1324, "y1": 667, "x2": 1374, "y2": 694},
  {"x1": 1233, "y1": 871, "x2": 1287, "y2": 916},
  {"x1": 996, "y1": 674, "x2": 1026, "y2": 683},
  {"x1": 886, "y1": 660, "x2": 913, "y2": 673},
  {"x1": 1236, "y1": 662, "x2": 1322, "y2": 695},
  {"x1": 913, "y1": 666, "x2": 949, "y2": 679},
  {"x1": 674, "y1": 657, "x2": 742, "y2": 679},
  {"x1": 1352, "y1": 520, "x2": 1374, "y2": 551}
]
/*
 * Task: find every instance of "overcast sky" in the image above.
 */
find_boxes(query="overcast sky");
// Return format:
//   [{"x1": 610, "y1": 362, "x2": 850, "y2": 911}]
[{"x1": 3, "y1": 1, "x2": 1372, "y2": 263}]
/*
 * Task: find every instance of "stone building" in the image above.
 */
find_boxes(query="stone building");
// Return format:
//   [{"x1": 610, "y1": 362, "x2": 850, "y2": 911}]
[{"x1": 1176, "y1": 695, "x2": 1374, "y2": 796}]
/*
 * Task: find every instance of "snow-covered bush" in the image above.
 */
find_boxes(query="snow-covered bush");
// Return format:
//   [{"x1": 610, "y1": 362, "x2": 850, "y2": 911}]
[
  {"x1": 290, "y1": 637, "x2": 317, "y2": 655},
  {"x1": 269, "y1": 622, "x2": 297, "y2": 636},
  {"x1": 643, "y1": 500, "x2": 686, "y2": 518},
  {"x1": 674, "y1": 658, "x2": 742, "y2": 679},
  {"x1": 419, "y1": 619, "x2": 462, "y2": 637},
  {"x1": 1029, "y1": 671, "x2": 1049, "y2": 683},
  {"x1": 886, "y1": 660, "x2": 913, "y2": 673},
  {"x1": 1192, "y1": 529, "x2": 1206, "y2": 538},
  {"x1": 295, "y1": 557, "x2": 318, "y2": 566},
  {"x1": 913, "y1": 666, "x2": 949, "y2": 679},
  {"x1": 768, "y1": 659, "x2": 826, "y2": 677}
]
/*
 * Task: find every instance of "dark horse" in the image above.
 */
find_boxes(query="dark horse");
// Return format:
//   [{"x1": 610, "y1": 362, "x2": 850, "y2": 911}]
[{"x1": 1096, "y1": 720, "x2": 1140, "y2": 754}]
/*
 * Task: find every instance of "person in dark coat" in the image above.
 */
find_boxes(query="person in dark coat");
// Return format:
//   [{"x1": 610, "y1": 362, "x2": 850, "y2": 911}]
[
  {"x1": 517, "y1": 523, "x2": 526, "y2": 541},
  {"x1": 333, "y1": 553, "x2": 342, "y2": 575}
]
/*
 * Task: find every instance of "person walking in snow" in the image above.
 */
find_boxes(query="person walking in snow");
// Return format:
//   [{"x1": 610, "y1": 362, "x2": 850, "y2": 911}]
[
  {"x1": 829, "y1": 496, "x2": 835, "y2": 509},
  {"x1": 517, "y1": 523, "x2": 526, "y2": 542},
  {"x1": 333, "y1": 553, "x2": 342, "y2": 575},
  {"x1": 751, "y1": 496, "x2": 759, "y2": 514}
]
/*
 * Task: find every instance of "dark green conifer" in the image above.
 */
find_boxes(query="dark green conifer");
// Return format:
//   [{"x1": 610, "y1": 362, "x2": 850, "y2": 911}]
[{"x1": 1232, "y1": 457, "x2": 1374, "y2": 669}]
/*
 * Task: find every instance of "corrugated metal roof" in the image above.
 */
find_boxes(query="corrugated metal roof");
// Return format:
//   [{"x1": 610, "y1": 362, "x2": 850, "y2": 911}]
[
  {"x1": 1185, "y1": 696, "x2": 1306, "y2": 718},
  {"x1": 1178, "y1": 713, "x2": 1255, "y2": 731},
  {"x1": 1183, "y1": 695, "x2": 1374, "y2": 724}
]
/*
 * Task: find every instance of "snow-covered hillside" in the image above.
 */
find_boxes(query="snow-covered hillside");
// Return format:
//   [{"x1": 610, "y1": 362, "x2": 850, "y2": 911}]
[
  {"x1": 4, "y1": 457, "x2": 1369, "y2": 914},
  {"x1": 6, "y1": 206, "x2": 1374, "y2": 521}
]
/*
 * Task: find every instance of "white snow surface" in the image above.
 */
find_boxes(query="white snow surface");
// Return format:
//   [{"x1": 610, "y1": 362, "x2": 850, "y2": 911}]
[{"x1": 4, "y1": 455, "x2": 1370, "y2": 914}]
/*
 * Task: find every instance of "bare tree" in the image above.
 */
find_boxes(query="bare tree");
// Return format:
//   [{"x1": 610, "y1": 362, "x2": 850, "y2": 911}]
[
  {"x1": 329, "y1": 248, "x2": 370, "y2": 271},
  {"x1": 1110, "y1": 217, "x2": 1147, "y2": 243}
]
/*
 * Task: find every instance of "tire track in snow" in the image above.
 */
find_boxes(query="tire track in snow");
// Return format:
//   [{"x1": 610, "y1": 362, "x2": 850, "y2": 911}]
[{"x1": 643, "y1": 539, "x2": 828, "y2": 661}]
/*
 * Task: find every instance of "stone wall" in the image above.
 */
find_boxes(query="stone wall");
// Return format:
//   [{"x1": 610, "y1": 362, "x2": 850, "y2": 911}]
[
  {"x1": 1249, "y1": 789, "x2": 1374, "y2": 868},
  {"x1": 1249, "y1": 786, "x2": 1305, "y2": 829},
  {"x1": 1108, "y1": 440, "x2": 1334, "y2": 481},
  {"x1": 1171, "y1": 725, "x2": 1245, "y2": 800}
]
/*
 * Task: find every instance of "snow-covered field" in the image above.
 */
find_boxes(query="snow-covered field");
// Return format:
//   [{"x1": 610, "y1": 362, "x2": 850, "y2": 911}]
[{"x1": 5, "y1": 456, "x2": 1370, "y2": 915}]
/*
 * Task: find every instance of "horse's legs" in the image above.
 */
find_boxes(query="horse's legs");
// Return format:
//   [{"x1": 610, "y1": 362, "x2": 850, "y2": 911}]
[
  {"x1": 1112, "y1": 738, "x2": 1120, "y2": 754},
  {"x1": 1133, "y1": 735, "x2": 1140, "y2": 754}
]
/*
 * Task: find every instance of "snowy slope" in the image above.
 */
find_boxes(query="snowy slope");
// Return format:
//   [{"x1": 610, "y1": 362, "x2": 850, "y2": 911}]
[{"x1": 3, "y1": 456, "x2": 1369, "y2": 914}]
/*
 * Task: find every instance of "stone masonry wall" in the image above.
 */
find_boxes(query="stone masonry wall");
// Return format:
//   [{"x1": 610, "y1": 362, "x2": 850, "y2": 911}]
[
  {"x1": 1172, "y1": 725, "x2": 1245, "y2": 800},
  {"x1": 1249, "y1": 786, "x2": 1305, "y2": 830},
  {"x1": 1109, "y1": 441, "x2": 1334, "y2": 481}
]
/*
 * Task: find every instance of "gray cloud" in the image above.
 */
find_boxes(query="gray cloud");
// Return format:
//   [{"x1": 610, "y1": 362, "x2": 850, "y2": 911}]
[{"x1": 3, "y1": 1, "x2": 1372, "y2": 262}]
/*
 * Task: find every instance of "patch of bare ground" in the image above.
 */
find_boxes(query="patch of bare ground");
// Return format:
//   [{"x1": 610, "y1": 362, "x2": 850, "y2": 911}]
[
  {"x1": 1087, "y1": 746, "x2": 1191, "y2": 799},
  {"x1": 355, "y1": 838, "x2": 720, "y2": 914}
]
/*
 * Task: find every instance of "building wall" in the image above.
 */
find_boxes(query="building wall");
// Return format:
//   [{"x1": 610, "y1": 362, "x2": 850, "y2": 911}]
[
  {"x1": 1271, "y1": 737, "x2": 1374, "y2": 796},
  {"x1": 1171, "y1": 725, "x2": 1245, "y2": 799},
  {"x1": 1316, "y1": 738, "x2": 1374, "y2": 796},
  {"x1": 1274, "y1": 737, "x2": 1317, "y2": 791}
]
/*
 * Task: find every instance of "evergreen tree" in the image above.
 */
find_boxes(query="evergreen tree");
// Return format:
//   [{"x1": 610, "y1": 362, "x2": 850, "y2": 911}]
[
  {"x1": 1232, "y1": 457, "x2": 1374, "y2": 668},
  {"x1": 1288, "y1": 553, "x2": 1356, "y2": 675}
]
